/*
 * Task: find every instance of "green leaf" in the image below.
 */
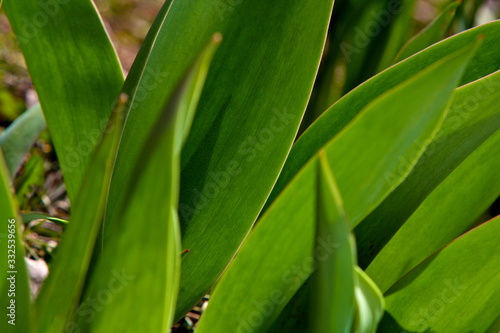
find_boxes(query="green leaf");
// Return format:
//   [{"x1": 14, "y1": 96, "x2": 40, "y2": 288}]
[
  {"x1": 76, "y1": 35, "x2": 221, "y2": 333},
  {"x1": 33, "y1": 94, "x2": 128, "y2": 333},
  {"x1": 101, "y1": 0, "x2": 335, "y2": 318},
  {"x1": 267, "y1": 20, "x2": 500, "y2": 211},
  {"x1": 393, "y1": 1, "x2": 460, "y2": 64},
  {"x1": 352, "y1": 267, "x2": 385, "y2": 333},
  {"x1": 356, "y1": 69, "x2": 500, "y2": 271},
  {"x1": 0, "y1": 151, "x2": 31, "y2": 333},
  {"x1": 268, "y1": 266, "x2": 385, "y2": 333},
  {"x1": 378, "y1": 216, "x2": 500, "y2": 332},
  {"x1": 366, "y1": 126, "x2": 500, "y2": 292},
  {"x1": 3, "y1": 0, "x2": 124, "y2": 201},
  {"x1": 310, "y1": 150, "x2": 355, "y2": 332},
  {"x1": 0, "y1": 104, "x2": 45, "y2": 177},
  {"x1": 196, "y1": 44, "x2": 475, "y2": 332}
]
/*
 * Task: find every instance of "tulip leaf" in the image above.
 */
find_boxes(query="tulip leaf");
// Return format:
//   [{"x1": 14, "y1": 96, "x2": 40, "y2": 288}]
[
  {"x1": 378, "y1": 216, "x2": 500, "y2": 333},
  {"x1": 393, "y1": 0, "x2": 460, "y2": 64},
  {"x1": 101, "y1": 0, "x2": 335, "y2": 318},
  {"x1": 33, "y1": 94, "x2": 128, "y2": 333},
  {"x1": 367, "y1": 126, "x2": 500, "y2": 292},
  {"x1": 75, "y1": 35, "x2": 221, "y2": 333},
  {"x1": 267, "y1": 20, "x2": 500, "y2": 211},
  {"x1": 0, "y1": 104, "x2": 45, "y2": 177},
  {"x1": 352, "y1": 267, "x2": 385, "y2": 333},
  {"x1": 196, "y1": 43, "x2": 475, "y2": 332},
  {"x1": 310, "y1": 150, "x2": 355, "y2": 332},
  {"x1": 3, "y1": 0, "x2": 124, "y2": 201},
  {"x1": 357, "y1": 69, "x2": 500, "y2": 271},
  {"x1": 0, "y1": 150, "x2": 30, "y2": 333}
]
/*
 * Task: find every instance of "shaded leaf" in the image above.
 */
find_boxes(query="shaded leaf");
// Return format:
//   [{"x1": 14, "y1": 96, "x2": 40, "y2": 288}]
[
  {"x1": 357, "y1": 69, "x2": 500, "y2": 270},
  {"x1": 3, "y1": 0, "x2": 124, "y2": 201},
  {"x1": 33, "y1": 94, "x2": 128, "y2": 333},
  {"x1": 101, "y1": 0, "x2": 335, "y2": 318},
  {"x1": 393, "y1": 0, "x2": 460, "y2": 63},
  {"x1": 378, "y1": 216, "x2": 500, "y2": 332},
  {"x1": 76, "y1": 35, "x2": 221, "y2": 333},
  {"x1": 0, "y1": 104, "x2": 45, "y2": 177},
  {"x1": 196, "y1": 44, "x2": 475, "y2": 332},
  {"x1": 267, "y1": 20, "x2": 500, "y2": 211}
]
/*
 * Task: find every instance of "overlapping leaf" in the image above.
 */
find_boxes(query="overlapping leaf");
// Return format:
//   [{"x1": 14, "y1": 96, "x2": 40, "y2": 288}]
[
  {"x1": 267, "y1": 20, "x2": 500, "y2": 211},
  {"x1": 34, "y1": 94, "x2": 128, "y2": 333},
  {"x1": 3, "y1": 0, "x2": 124, "y2": 200},
  {"x1": 393, "y1": 0, "x2": 460, "y2": 63},
  {"x1": 378, "y1": 216, "x2": 500, "y2": 332},
  {"x1": 101, "y1": 0, "x2": 336, "y2": 318},
  {"x1": 367, "y1": 126, "x2": 500, "y2": 292},
  {"x1": 356, "y1": 69, "x2": 500, "y2": 269},
  {"x1": 310, "y1": 151, "x2": 356, "y2": 332},
  {"x1": 0, "y1": 104, "x2": 45, "y2": 177},
  {"x1": 75, "y1": 35, "x2": 221, "y2": 333},
  {"x1": 196, "y1": 44, "x2": 476, "y2": 332},
  {"x1": 0, "y1": 151, "x2": 30, "y2": 333}
]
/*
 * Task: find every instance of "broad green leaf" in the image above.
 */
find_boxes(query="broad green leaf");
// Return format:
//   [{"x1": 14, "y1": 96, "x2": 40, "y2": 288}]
[
  {"x1": 3, "y1": 0, "x2": 124, "y2": 201},
  {"x1": 267, "y1": 20, "x2": 500, "y2": 211},
  {"x1": 196, "y1": 45, "x2": 475, "y2": 332},
  {"x1": 393, "y1": 1, "x2": 460, "y2": 64},
  {"x1": 378, "y1": 216, "x2": 500, "y2": 332},
  {"x1": 76, "y1": 35, "x2": 221, "y2": 333},
  {"x1": 356, "y1": 69, "x2": 500, "y2": 269},
  {"x1": 367, "y1": 126, "x2": 500, "y2": 292},
  {"x1": 318, "y1": 43, "x2": 479, "y2": 225},
  {"x1": 33, "y1": 94, "x2": 128, "y2": 333},
  {"x1": 0, "y1": 151, "x2": 30, "y2": 333},
  {"x1": 0, "y1": 104, "x2": 45, "y2": 177},
  {"x1": 352, "y1": 267, "x2": 385, "y2": 333},
  {"x1": 21, "y1": 212, "x2": 68, "y2": 226},
  {"x1": 310, "y1": 150, "x2": 355, "y2": 333},
  {"x1": 101, "y1": 0, "x2": 335, "y2": 318},
  {"x1": 196, "y1": 157, "x2": 318, "y2": 333}
]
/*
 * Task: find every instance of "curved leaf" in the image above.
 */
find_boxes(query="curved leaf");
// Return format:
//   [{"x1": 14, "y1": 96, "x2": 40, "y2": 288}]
[
  {"x1": 33, "y1": 94, "x2": 128, "y2": 333},
  {"x1": 393, "y1": 0, "x2": 460, "y2": 64},
  {"x1": 0, "y1": 104, "x2": 45, "y2": 177},
  {"x1": 267, "y1": 20, "x2": 500, "y2": 211},
  {"x1": 3, "y1": 0, "x2": 124, "y2": 201},
  {"x1": 356, "y1": 69, "x2": 500, "y2": 269},
  {"x1": 352, "y1": 267, "x2": 385, "y2": 333},
  {"x1": 102, "y1": 0, "x2": 335, "y2": 318},
  {"x1": 196, "y1": 45, "x2": 475, "y2": 332},
  {"x1": 76, "y1": 35, "x2": 221, "y2": 333},
  {"x1": 378, "y1": 216, "x2": 500, "y2": 332},
  {"x1": 0, "y1": 151, "x2": 30, "y2": 333},
  {"x1": 367, "y1": 126, "x2": 500, "y2": 292},
  {"x1": 310, "y1": 150, "x2": 355, "y2": 332}
]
